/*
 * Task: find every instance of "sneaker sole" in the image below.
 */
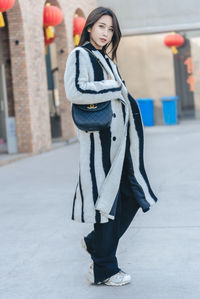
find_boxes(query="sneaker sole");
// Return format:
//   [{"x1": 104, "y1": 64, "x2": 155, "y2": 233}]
[
  {"x1": 104, "y1": 279, "x2": 131, "y2": 286},
  {"x1": 87, "y1": 279, "x2": 131, "y2": 286},
  {"x1": 87, "y1": 275, "x2": 131, "y2": 286}
]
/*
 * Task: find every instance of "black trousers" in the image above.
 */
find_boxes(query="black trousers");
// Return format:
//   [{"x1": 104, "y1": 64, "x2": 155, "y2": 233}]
[{"x1": 84, "y1": 136, "x2": 140, "y2": 284}]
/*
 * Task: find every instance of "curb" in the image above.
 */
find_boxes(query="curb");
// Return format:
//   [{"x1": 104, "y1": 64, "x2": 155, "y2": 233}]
[{"x1": 0, "y1": 137, "x2": 78, "y2": 167}]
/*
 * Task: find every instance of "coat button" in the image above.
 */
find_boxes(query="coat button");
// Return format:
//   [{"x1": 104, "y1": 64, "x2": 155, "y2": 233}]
[
  {"x1": 113, "y1": 136, "x2": 116, "y2": 141},
  {"x1": 112, "y1": 113, "x2": 116, "y2": 118}
]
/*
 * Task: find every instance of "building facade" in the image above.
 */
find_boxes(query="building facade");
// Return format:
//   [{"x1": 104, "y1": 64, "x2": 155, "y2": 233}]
[{"x1": 0, "y1": 0, "x2": 95, "y2": 155}]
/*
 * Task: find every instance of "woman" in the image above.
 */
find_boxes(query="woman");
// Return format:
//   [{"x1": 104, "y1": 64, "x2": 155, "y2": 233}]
[{"x1": 64, "y1": 6, "x2": 158, "y2": 286}]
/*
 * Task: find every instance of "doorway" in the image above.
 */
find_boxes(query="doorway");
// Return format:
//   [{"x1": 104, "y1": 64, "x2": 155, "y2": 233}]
[{"x1": 45, "y1": 43, "x2": 62, "y2": 139}]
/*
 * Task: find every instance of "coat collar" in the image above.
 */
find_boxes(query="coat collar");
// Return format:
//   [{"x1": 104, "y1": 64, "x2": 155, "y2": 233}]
[
  {"x1": 82, "y1": 40, "x2": 106, "y2": 56},
  {"x1": 81, "y1": 41, "x2": 116, "y2": 80}
]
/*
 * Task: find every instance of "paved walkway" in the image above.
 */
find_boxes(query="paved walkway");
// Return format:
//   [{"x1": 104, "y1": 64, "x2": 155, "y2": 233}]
[{"x1": 0, "y1": 120, "x2": 200, "y2": 299}]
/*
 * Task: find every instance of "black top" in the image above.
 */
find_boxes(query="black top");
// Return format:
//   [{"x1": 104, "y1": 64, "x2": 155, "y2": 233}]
[
  {"x1": 98, "y1": 47, "x2": 106, "y2": 57},
  {"x1": 82, "y1": 41, "x2": 106, "y2": 56}
]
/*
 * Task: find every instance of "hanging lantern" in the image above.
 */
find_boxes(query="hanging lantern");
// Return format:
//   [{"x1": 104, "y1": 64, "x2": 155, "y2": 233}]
[
  {"x1": 0, "y1": 0, "x2": 15, "y2": 28},
  {"x1": 43, "y1": 3, "x2": 63, "y2": 26},
  {"x1": 43, "y1": 28, "x2": 55, "y2": 55},
  {"x1": 44, "y1": 34, "x2": 55, "y2": 46},
  {"x1": 43, "y1": 3, "x2": 63, "y2": 40},
  {"x1": 73, "y1": 15, "x2": 86, "y2": 46},
  {"x1": 164, "y1": 33, "x2": 184, "y2": 55},
  {"x1": 73, "y1": 15, "x2": 86, "y2": 35}
]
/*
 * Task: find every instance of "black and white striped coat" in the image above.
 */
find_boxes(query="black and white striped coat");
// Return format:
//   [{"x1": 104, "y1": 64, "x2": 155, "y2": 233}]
[{"x1": 64, "y1": 41, "x2": 158, "y2": 224}]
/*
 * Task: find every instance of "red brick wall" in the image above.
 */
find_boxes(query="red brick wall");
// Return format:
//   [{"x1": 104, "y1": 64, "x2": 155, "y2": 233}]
[{"x1": 1, "y1": 0, "x2": 96, "y2": 153}]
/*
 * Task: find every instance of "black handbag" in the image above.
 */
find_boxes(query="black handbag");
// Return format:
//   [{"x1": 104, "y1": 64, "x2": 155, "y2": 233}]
[{"x1": 72, "y1": 47, "x2": 112, "y2": 132}]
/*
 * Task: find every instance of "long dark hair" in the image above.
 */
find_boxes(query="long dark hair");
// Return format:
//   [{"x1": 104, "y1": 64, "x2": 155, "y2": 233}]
[{"x1": 78, "y1": 7, "x2": 121, "y2": 62}]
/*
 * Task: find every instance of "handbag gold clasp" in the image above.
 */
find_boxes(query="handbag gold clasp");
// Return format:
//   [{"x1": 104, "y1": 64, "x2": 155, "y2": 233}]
[{"x1": 87, "y1": 104, "x2": 97, "y2": 109}]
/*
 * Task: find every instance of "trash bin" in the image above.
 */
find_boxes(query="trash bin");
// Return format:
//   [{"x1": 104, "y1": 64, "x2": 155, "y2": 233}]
[
  {"x1": 136, "y1": 98, "x2": 154, "y2": 126},
  {"x1": 160, "y1": 96, "x2": 178, "y2": 125}
]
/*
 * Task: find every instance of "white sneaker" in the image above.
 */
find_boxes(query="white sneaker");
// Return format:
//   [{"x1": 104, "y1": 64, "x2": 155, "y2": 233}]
[
  {"x1": 87, "y1": 263, "x2": 131, "y2": 286},
  {"x1": 104, "y1": 270, "x2": 131, "y2": 286}
]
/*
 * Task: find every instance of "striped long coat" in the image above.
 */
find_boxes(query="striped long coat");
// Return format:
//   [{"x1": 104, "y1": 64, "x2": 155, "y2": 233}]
[{"x1": 64, "y1": 41, "x2": 158, "y2": 224}]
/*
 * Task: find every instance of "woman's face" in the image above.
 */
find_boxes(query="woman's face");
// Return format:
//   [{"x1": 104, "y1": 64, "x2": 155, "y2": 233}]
[{"x1": 88, "y1": 15, "x2": 114, "y2": 50}]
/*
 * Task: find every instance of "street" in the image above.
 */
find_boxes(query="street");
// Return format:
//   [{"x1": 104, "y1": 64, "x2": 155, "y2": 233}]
[{"x1": 0, "y1": 119, "x2": 200, "y2": 299}]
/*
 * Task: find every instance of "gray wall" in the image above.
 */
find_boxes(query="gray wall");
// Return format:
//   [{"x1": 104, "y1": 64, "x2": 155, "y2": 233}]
[{"x1": 97, "y1": 0, "x2": 200, "y2": 35}]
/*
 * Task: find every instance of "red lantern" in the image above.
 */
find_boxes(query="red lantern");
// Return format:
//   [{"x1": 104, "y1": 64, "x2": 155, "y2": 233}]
[
  {"x1": 73, "y1": 15, "x2": 86, "y2": 46},
  {"x1": 43, "y1": 3, "x2": 63, "y2": 41},
  {"x1": 164, "y1": 33, "x2": 184, "y2": 54},
  {"x1": 73, "y1": 16, "x2": 86, "y2": 36},
  {"x1": 43, "y1": 3, "x2": 63, "y2": 27},
  {"x1": 0, "y1": 0, "x2": 15, "y2": 27},
  {"x1": 0, "y1": 0, "x2": 15, "y2": 11}
]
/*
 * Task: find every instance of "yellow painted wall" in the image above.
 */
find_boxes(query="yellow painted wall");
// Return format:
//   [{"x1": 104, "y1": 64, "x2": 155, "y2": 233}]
[{"x1": 117, "y1": 33, "x2": 176, "y2": 124}]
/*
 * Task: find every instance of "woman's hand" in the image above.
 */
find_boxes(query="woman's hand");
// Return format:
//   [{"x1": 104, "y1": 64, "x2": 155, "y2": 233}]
[
  {"x1": 117, "y1": 81, "x2": 122, "y2": 88},
  {"x1": 107, "y1": 73, "x2": 121, "y2": 87}
]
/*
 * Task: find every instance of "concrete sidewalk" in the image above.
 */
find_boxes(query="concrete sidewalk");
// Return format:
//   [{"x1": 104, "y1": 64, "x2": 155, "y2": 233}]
[{"x1": 0, "y1": 120, "x2": 200, "y2": 299}]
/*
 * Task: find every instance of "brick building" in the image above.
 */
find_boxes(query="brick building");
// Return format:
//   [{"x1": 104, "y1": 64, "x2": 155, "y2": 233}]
[{"x1": 0, "y1": 0, "x2": 95, "y2": 155}]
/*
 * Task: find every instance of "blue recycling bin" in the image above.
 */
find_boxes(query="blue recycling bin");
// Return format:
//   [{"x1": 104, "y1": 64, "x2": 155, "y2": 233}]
[
  {"x1": 160, "y1": 96, "x2": 178, "y2": 125},
  {"x1": 136, "y1": 98, "x2": 154, "y2": 126}
]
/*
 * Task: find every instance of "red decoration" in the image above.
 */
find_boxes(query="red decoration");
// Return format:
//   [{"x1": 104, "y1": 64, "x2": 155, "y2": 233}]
[
  {"x1": 164, "y1": 34, "x2": 184, "y2": 48},
  {"x1": 164, "y1": 33, "x2": 184, "y2": 55},
  {"x1": 44, "y1": 35, "x2": 55, "y2": 46},
  {"x1": 73, "y1": 16, "x2": 86, "y2": 36},
  {"x1": 43, "y1": 3, "x2": 63, "y2": 27},
  {"x1": 0, "y1": 0, "x2": 15, "y2": 12},
  {"x1": 0, "y1": 0, "x2": 15, "y2": 27}
]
